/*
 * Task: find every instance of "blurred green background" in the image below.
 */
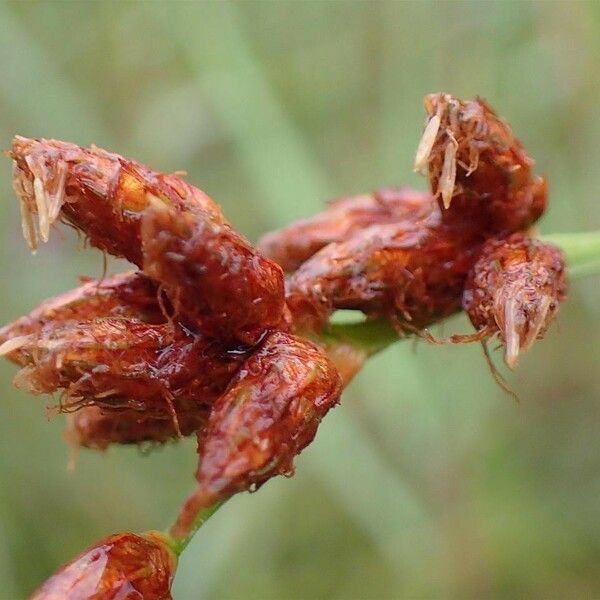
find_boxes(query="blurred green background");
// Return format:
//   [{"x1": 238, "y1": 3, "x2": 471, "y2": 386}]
[{"x1": 0, "y1": 1, "x2": 599, "y2": 598}]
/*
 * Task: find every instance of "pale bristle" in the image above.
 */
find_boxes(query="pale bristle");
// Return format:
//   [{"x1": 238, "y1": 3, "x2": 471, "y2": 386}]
[
  {"x1": 439, "y1": 138, "x2": 457, "y2": 210},
  {"x1": 413, "y1": 113, "x2": 441, "y2": 176},
  {"x1": 521, "y1": 295, "x2": 552, "y2": 352},
  {"x1": 12, "y1": 365, "x2": 37, "y2": 391},
  {"x1": 502, "y1": 296, "x2": 520, "y2": 370},
  {"x1": 94, "y1": 388, "x2": 120, "y2": 399},
  {"x1": 13, "y1": 161, "x2": 38, "y2": 251},
  {"x1": 13, "y1": 152, "x2": 68, "y2": 249},
  {"x1": 0, "y1": 335, "x2": 33, "y2": 357},
  {"x1": 33, "y1": 175, "x2": 50, "y2": 243},
  {"x1": 18, "y1": 194, "x2": 37, "y2": 252},
  {"x1": 48, "y1": 160, "x2": 67, "y2": 221}
]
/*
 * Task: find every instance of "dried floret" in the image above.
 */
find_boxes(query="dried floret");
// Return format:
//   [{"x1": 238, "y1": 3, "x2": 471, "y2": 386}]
[
  {"x1": 257, "y1": 187, "x2": 435, "y2": 271},
  {"x1": 31, "y1": 531, "x2": 176, "y2": 600},
  {"x1": 463, "y1": 233, "x2": 567, "y2": 368},
  {"x1": 0, "y1": 273, "x2": 242, "y2": 444},
  {"x1": 171, "y1": 331, "x2": 341, "y2": 537},
  {"x1": 7, "y1": 318, "x2": 245, "y2": 428},
  {"x1": 0, "y1": 272, "x2": 164, "y2": 366},
  {"x1": 415, "y1": 93, "x2": 547, "y2": 232},
  {"x1": 10, "y1": 136, "x2": 222, "y2": 259},
  {"x1": 285, "y1": 217, "x2": 480, "y2": 333},
  {"x1": 9, "y1": 137, "x2": 285, "y2": 343}
]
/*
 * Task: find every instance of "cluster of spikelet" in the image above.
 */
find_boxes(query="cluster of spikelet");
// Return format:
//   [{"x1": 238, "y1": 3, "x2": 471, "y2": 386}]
[{"x1": 0, "y1": 94, "x2": 566, "y2": 599}]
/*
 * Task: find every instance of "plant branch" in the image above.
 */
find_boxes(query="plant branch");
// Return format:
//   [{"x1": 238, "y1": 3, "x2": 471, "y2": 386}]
[
  {"x1": 327, "y1": 229, "x2": 600, "y2": 355},
  {"x1": 166, "y1": 228, "x2": 600, "y2": 554},
  {"x1": 165, "y1": 499, "x2": 227, "y2": 557}
]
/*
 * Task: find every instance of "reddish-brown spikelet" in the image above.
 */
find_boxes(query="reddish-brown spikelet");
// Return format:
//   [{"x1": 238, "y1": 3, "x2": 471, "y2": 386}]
[
  {"x1": 171, "y1": 331, "x2": 342, "y2": 538},
  {"x1": 285, "y1": 217, "x2": 481, "y2": 333},
  {"x1": 463, "y1": 233, "x2": 567, "y2": 368},
  {"x1": 5, "y1": 317, "x2": 245, "y2": 423},
  {"x1": 10, "y1": 136, "x2": 223, "y2": 262},
  {"x1": 30, "y1": 531, "x2": 176, "y2": 600},
  {"x1": 0, "y1": 273, "x2": 163, "y2": 365},
  {"x1": 0, "y1": 272, "x2": 217, "y2": 439},
  {"x1": 141, "y1": 204, "x2": 286, "y2": 344},
  {"x1": 415, "y1": 93, "x2": 547, "y2": 233},
  {"x1": 0, "y1": 273, "x2": 214, "y2": 444},
  {"x1": 257, "y1": 187, "x2": 435, "y2": 271},
  {"x1": 66, "y1": 406, "x2": 208, "y2": 450},
  {"x1": 10, "y1": 136, "x2": 286, "y2": 344}
]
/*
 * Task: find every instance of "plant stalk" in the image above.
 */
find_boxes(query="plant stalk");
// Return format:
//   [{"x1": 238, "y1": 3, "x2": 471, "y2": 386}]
[
  {"x1": 165, "y1": 499, "x2": 227, "y2": 556},
  {"x1": 166, "y1": 228, "x2": 600, "y2": 552}
]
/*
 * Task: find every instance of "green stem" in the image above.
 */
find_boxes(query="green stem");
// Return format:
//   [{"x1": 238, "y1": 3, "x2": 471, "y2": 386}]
[
  {"x1": 166, "y1": 228, "x2": 600, "y2": 554},
  {"x1": 321, "y1": 317, "x2": 399, "y2": 357},
  {"x1": 541, "y1": 231, "x2": 600, "y2": 279},
  {"x1": 165, "y1": 500, "x2": 227, "y2": 557}
]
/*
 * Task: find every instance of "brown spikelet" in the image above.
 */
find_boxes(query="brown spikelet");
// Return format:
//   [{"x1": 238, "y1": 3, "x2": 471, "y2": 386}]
[
  {"x1": 463, "y1": 233, "x2": 567, "y2": 368},
  {"x1": 171, "y1": 331, "x2": 341, "y2": 538},
  {"x1": 141, "y1": 203, "x2": 285, "y2": 344},
  {"x1": 30, "y1": 531, "x2": 176, "y2": 600},
  {"x1": 417, "y1": 93, "x2": 547, "y2": 232},
  {"x1": 258, "y1": 187, "x2": 435, "y2": 272}
]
